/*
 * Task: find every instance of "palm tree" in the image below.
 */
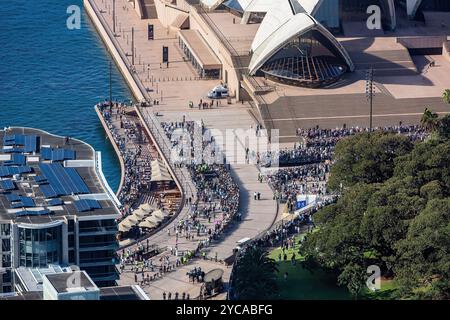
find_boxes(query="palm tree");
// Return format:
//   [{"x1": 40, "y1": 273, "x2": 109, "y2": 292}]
[
  {"x1": 443, "y1": 89, "x2": 450, "y2": 105},
  {"x1": 420, "y1": 108, "x2": 439, "y2": 132},
  {"x1": 233, "y1": 246, "x2": 279, "y2": 300}
]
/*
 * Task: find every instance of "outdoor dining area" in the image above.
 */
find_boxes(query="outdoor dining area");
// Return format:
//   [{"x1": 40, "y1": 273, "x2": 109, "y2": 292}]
[
  {"x1": 150, "y1": 159, "x2": 174, "y2": 190},
  {"x1": 118, "y1": 202, "x2": 170, "y2": 238}
]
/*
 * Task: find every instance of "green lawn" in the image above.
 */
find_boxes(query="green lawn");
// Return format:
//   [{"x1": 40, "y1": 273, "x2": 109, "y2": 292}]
[
  {"x1": 269, "y1": 235, "x2": 398, "y2": 300},
  {"x1": 269, "y1": 235, "x2": 350, "y2": 300}
]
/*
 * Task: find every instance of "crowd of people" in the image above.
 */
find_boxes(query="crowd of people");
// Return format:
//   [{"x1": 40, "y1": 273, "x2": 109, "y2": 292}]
[
  {"x1": 98, "y1": 101, "x2": 159, "y2": 231},
  {"x1": 264, "y1": 124, "x2": 430, "y2": 211},
  {"x1": 161, "y1": 119, "x2": 224, "y2": 166},
  {"x1": 160, "y1": 119, "x2": 240, "y2": 257}
]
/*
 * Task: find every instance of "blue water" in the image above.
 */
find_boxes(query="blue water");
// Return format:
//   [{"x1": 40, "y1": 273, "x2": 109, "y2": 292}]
[{"x1": 0, "y1": 0, "x2": 132, "y2": 192}]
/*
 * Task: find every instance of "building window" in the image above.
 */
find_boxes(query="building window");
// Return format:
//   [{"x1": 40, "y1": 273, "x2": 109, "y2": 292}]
[
  {"x1": 0, "y1": 224, "x2": 10, "y2": 237},
  {"x1": 68, "y1": 219, "x2": 75, "y2": 233},
  {"x1": 2, "y1": 238, "x2": 10, "y2": 252},
  {"x1": 1, "y1": 253, "x2": 11, "y2": 268},
  {"x1": 2, "y1": 270, "x2": 12, "y2": 283},
  {"x1": 18, "y1": 225, "x2": 62, "y2": 268}
]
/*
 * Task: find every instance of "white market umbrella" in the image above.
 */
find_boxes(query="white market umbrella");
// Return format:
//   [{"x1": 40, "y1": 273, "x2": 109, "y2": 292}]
[
  {"x1": 139, "y1": 219, "x2": 157, "y2": 229},
  {"x1": 152, "y1": 209, "x2": 167, "y2": 220},
  {"x1": 140, "y1": 203, "x2": 156, "y2": 213},
  {"x1": 145, "y1": 215, "x2": 162, "y2": 225},
  {"x1": 132, "y1": 208, "x2": 149, "y2": 220}
]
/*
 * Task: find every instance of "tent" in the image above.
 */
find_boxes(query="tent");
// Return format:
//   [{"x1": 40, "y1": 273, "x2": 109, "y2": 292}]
[
  {"x1": 140, "y1": 203, "x2": 156, "y2": 213},
  {"x1": 118, "y1": 219, "x2": 133, "y2": 232},
  {"x1": 145, "y1": 215, "x2": 162, "y2": 225},
  {"x1": 123, "y1": 215, "x2": 139, "y2": 226},
  {"x1": 138, "y1": 219, "x2": 158, "y2": 229},
  {"x1": 152, "y1": 209, "x2": 167, "y2": 220},
  {"x1": 131, "y1": 208, "x2": 149, "y2": 220},
  {"x1": 151, "y1": 160, "x2": 173, "y2": 182}
]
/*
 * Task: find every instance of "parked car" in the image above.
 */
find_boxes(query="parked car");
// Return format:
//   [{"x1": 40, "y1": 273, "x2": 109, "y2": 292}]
[{"x1": 207, "y1": 85, "x2": 229, "y2": 99}]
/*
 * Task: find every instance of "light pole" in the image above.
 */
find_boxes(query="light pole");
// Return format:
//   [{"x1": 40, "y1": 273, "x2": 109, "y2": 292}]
[
  {"x1": 366, "y1": 68, "x2": 375, "y2": 133},
  {"x1": 131, "y1": 27, "x2": 135, "y2": 65},
  {"x1": 112, "y1": 0, "x2": 116, "y2": 34},
  {"x1": 109, "y1": 61, "x2": 113, "y2": 107}
]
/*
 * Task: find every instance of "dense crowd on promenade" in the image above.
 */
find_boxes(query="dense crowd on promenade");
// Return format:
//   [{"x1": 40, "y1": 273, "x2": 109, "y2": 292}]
[
  {"x1": 263, "y1": 124, "x2": 429, "y2": 209},
  {"x1": 161, "y1": 118, "x2": 240, "y2": 244},
  {"x1": 97, "y1": 101, "x2": 154, "y2": 218},
  {"x1": 114, "y1": 117, "x2": 241, "y2": 299}
]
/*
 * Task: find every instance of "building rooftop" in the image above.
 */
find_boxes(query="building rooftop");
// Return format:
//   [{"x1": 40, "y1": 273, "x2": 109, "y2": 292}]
[
  {"x1": 15, "y1": 265, "x2": 75, "y2": 292},
  {"x1": 44, "y1": 270, "x2": 98, "y2": 294},
  {"x1": 0, "y1": 127, "x2": 120, "y2": 224}
]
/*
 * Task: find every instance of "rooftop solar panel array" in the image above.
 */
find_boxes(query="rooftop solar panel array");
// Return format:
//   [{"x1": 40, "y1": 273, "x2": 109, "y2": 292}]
[
  {"x1": 15, "y1": 209, "x2": 51, "y2": 217},
  {"x1": 41, "y1": 147, "x2": 76, "y2": 161},
  {"x1": 10, "y1": 196, "x2": 35, "y2": 208},
  {"x1": 40, "y1": 184, "x2": 58, "y2": 198},
  {"x1": 74, "y1": 199, "x2": 101, "y2": 212},
  {"x1": 34, "y1": 175, "x2": 48, "y2": 184},
  {"x1": 39, "y1": 163, "x2": 89, "y2": 196},
  {"x1": 47, "y1": 198, "x2": 63, "y2": 206},
  {"x1": 0, "y1": 166, "x2": 32, "y2": 177},
  {"x1": 0, "y1": 180, "x2": 15, "y2": 190},
  {"x1": 3, "y1": 154, "x2": 26, "y2": 166},
  {"x1": 2, "y1": 147, "x2": 24, "y2": 153},
  {"x1": 5, "y1": 193, "x2": 20, "y2": 202},
  {"x1": 3, "y1": 135, "x2": 38, "y2": 153}
]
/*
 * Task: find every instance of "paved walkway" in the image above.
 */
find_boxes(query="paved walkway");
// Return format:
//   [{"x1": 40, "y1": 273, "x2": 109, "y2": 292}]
[{"x1": 90, "y1": 0, "x2": 278, "y2": 298}]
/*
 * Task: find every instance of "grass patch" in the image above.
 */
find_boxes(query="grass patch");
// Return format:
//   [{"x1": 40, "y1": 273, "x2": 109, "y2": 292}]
[
  {"x1": 269, "y1": 234, "x2": 350, "y2": 300},
  {"x1": 268, "y1": 234, "x2": 398, "y2": 300}
]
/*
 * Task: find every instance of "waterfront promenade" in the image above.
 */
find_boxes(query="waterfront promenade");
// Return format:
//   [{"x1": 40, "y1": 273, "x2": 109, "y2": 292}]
[{"x1": 86, "y1": 0, "x2": 279, "y2": 299}]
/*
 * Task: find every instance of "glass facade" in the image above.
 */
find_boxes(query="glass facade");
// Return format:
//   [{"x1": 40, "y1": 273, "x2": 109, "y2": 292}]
[
  {"x1": 260, "y1": 30, "x2": 348, "y2": 88},
  {"x1": 0, "y1": 224, "x2": 10, "y2": 236},
  {"x1": 18, "y1": 226, "x2": 62, "y2": 268},
  {"x1": 78, "y1": 219, "x2": 118, "y2": 287}
]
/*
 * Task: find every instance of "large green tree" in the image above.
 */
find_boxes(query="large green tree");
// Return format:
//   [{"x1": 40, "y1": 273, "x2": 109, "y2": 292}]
[
  {"x1": 233, "y1": 247, "x2": 279, "y2": 299},
  {"x1": 301, "y1": 126, "x2": 450, "y2": 299},
  {"x1": 328, "y1": 132, "x2": 413, "y2": 190},
  {"x1": 421, "y1": 108, "x2": 439, "y2": 132},
  {"x1": 442, "y1": 89, "x2": 450, "y2": 105}
]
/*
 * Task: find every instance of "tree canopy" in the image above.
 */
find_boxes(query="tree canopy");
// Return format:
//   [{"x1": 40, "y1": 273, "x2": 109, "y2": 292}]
[
  {"x1": 232, "y1": 246, "x2": 279, "y2": 300},
  {"x1": 301, "y1": 116, "x2": 450, "y2": 299}
]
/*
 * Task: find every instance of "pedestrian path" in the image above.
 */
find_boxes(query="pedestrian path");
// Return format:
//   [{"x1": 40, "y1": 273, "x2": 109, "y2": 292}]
[{"x1": 90, "y1": 0, "x2": 279, "y2": 298}]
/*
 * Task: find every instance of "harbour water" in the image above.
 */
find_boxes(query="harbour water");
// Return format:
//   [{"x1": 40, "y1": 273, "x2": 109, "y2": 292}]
[{"x1": 0, "y1": 0, "x2": 132, "y2": 191}]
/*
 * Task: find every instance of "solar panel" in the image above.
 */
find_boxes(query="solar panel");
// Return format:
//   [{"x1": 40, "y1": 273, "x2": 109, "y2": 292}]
[
  {"x1": 47, "y1": 198, "x2": 63, "y2": 206},
  {"x1": 41, "y1": 147, "x2": 76, "y2": 161},
  {"x1": 41, "y1": 147, "x2": 52, "y2": 160},
  {"x1": 24, "y1": 135, "x2": 38, "y2": 153},
  {"x1": 39, "y1": 163, "x2": 89, "y2": 196},
  {"x1": 3, "y1": 135, "x2": 37, "y2": 153},
  {"x1": 74, "y1": 199, "x2": 101, "y2": 212},
  {"x1": 4, "y1": 154, "x2": 26, "y2": 166},
  {"x1": 0, "y1": 180, "x2": 15, "y2": 190},
  {"x1": 0, "y1": 166, "x2": 32, "y2": 177},
  {"x1": 5, "y1": 193, "x2": 20, "y2": 202},
  {"x1": 10, "y1": 196, "x2": 35, "y2": 208},
  {"x1": 15, "y1": 209, "x2": 51, "y2": 217},
  {"x1": 17, "y1": 166, "x2": 32, "y2": 174},
  {"x1": 2, "y1": 147, "x2": 24, "y2": 153},
  {"x1": 34, "y1": 175, "x2": 48, "y2": 184},
  {"x1": 40, "y1": 184, "x2": 58, "y2": 198}
]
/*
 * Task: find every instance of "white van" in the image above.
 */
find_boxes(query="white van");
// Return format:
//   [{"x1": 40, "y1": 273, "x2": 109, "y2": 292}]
[
  {"x1": 207, "y1": 85, "x2": 229, "y2": 99},
  {"x1": 234, "y1": 237, "x2": 251, "y2": 253}
]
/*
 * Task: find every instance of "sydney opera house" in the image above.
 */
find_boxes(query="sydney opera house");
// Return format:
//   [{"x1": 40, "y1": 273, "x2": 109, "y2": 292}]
[{"x1": 131, "y1": 0, "x2": 450, "y2": 142}]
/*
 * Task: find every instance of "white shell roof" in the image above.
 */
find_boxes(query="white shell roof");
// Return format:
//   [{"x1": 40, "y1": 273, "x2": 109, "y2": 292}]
[
  {"x1": 220, "y1": 0, "x2": 321, "y2": 14},
  {"x1": 248, "y1": 0, "x2": 354, "y2": 75}
]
